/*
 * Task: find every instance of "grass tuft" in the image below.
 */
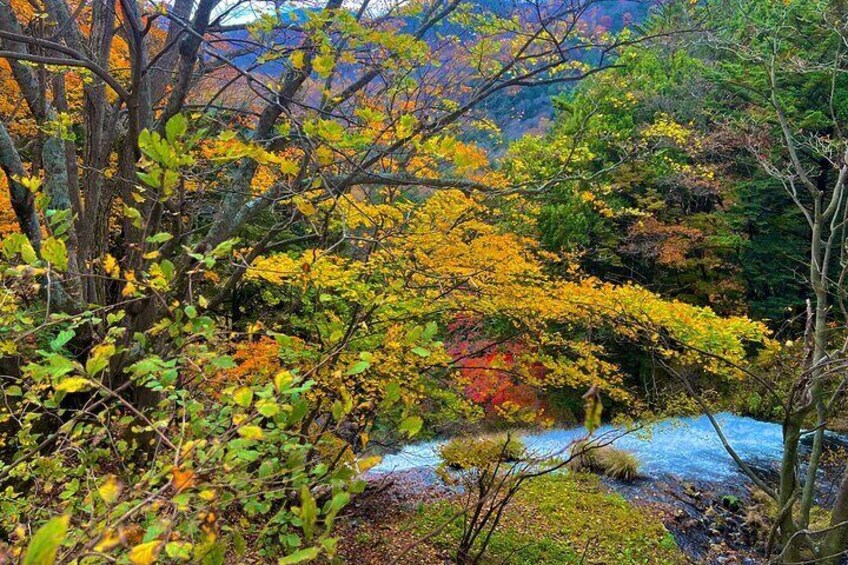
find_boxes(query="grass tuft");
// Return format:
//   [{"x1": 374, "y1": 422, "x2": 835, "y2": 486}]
[{"x1": 567, "y1": 439, "x2": 640, "y2": 482}]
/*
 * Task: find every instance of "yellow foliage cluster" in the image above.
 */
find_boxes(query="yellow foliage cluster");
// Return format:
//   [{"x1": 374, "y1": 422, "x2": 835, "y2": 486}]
[
  {"x1": 0, "y1": 177, "x2": 19, "y2": 238},
  {"x1": 642, "y1": 113, "x2": 701, "y2": 149},
  {"x1": 246, "y1": 190, "x2": 770, "y2": 408}
]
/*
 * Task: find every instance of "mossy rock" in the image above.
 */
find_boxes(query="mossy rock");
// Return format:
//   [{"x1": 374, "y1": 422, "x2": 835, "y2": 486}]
[{"x1": 438, "y1": 433, "x2": 526, "y2": 471}]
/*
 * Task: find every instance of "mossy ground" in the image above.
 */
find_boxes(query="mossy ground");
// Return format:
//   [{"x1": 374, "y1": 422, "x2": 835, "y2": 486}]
[{"x1": 335, "y1": 472, "x2": 686, "y2": 564}]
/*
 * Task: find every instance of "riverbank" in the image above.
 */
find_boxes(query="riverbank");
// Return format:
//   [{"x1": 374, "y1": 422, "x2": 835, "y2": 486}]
[
  {"x1": 338, "y1": 414, "x2": 847, "y2": 564},
  {"x1": 334, "y1": 471, "x2": 689, "y2": 564}
]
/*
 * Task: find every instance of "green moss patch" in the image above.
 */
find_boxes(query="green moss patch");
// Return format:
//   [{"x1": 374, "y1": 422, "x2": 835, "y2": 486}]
[{"x1": 410, "y1": 472, "x2": 684, "y2": 564}]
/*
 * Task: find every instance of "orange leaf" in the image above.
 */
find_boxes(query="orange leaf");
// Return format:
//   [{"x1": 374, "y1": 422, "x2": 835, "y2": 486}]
[{"x1": 171, "y1": 466, "x2": 196, "y2": 492}]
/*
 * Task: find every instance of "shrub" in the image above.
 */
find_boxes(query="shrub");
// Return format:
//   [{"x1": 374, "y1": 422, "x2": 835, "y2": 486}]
[{"x1": 439, "y1": 434, "x2": 526, "y2": 471}]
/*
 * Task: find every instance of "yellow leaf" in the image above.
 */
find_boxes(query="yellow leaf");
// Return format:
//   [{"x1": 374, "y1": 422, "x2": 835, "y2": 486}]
[
  {"x1": 103, "y1": 254, "x2": 120, "y2": 278},
  {"x1": 94, "y1": 530, "x2": 121, "y2": 552},
  {"x1": 232, "y1": 386, "x2": 253, "y2": 408},
  {"x1": 313, "y1": 53, "x2": 334, "y2": 77},
  {"x1": 290, "y1": 50, "x2": 305, "y2": 69},
  {"x1": 356, "y1": 455, "x2": 382, "y2": 473},
  {"x1": 122, "y1": 280, "x2": 137, "y2": 297},
  {"x1": 294, "y1": 197, "x2": 316, "y2": 216},
  {"x1": 128, "y1": 541, "x2": 162, "y2": 565},
  {"x1": 98, "y1": 475, "x2": 122, "y2": 504},
  {"x1": 198, "y1": 489, "x2": 217, "y2": 501},
  {"x1": 238, "y1": 425, "x2": 263, "y2": 440},
  {"x1": 55, "y1": 377, "x2": 91, "y2": 393},
  {"x1": 279, "y1": 159, "x2": 300, "y2": 176},
  {"x1": 41, "y1": 237, "x2": 68, "y2": 272},
  {"x1": 86, "y1": 343, "x2": 115, "y2": 376},
  {"x1": 274, "y1": 370, "x2": 293, "y2": 391}
]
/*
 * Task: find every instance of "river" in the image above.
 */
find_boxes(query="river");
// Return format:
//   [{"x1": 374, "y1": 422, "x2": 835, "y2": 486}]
[{"x1": 372, "y1": 413, "x2": 785, "y2": 481}]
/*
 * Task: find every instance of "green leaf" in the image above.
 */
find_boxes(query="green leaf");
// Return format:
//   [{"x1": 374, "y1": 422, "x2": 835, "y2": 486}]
[
  {"x1": 410, "y1": 347, "x2": 430, "y2": 358},
  {"x1": 331, "y1": 400, "x2": 343, "y2": 421},
  {"x1": 298, "y1": 484, "x2": 317, "y2": 542},
  {"x1": 278, "y1": 547, "x2": 319, "y2": 565},
  {"x1": 2, "y1": 232, "x2": 26, "y2": 257},
  {"x1": 328, "y1": 492, "x2": 350, "y2": 512},
  {"x1": 26, "y1": 353, "x2": 76, "y2": 381},
  {"x1": 165, "y1": 541, "x2": 193, "y2": 560},
  {"x1": 20, "y1": 240, "x2": 38, "y2": 265},
  {"x1": 50, "y1": 329, "x2": 74, "y2": 352},
  {"x1": 123, "y1": 204, "x2": 143, "y2": 228},
  {"x1": 404, "y1": 325, "x2": 422, "y2": 345},
  {"x1": 158, "y1": 259, "x2": 175, "y2": 281},
  {"x1": 210, "y1": 238, "x2": 238, "y2": 258},
  {"x1": 288, "y1": 399, "x2": 309, "y2": 423},
  {"x1": 24, "y1": 514, "x2": 69, "y2": 565},
  {"x1": 165, "y1": 114, "x2": 188, "y2": 144},
  {"x1": 320, "y1": 537, "x2": 338, "y2": 555},
  {"x1": 199, "y1": 542, "x2": 225, "y2": 565},
  {"x1": 146, "y1": 232, "x2": 174, "y2": 244},
  {"x1": 345, "y1": 360, "x2": 370, "y2": 376},
  {"x1": 233, "y1": 532, "x2": 247, "y2": 556},
  {"x1": 422, "y1": 321, "x2": 438, "y2": 341},
  {"x1": 210, "y1": 355, "x2": 236, "y2": 369},
  {"x1": 398, "y1": 416, "x2": 423, "y2": 438},
  {"x1": 257, "y1": 399, "x2": 280, "y2": 418},
  {"x1": 41, "y1": 238, "x2": 68, "y2": 271},
  {"x1": 381, "y1": 382, "x2": 401, "y2": 409},
  {"x1": 136, "y1": 171, "x2": 161, "y2": 189}
]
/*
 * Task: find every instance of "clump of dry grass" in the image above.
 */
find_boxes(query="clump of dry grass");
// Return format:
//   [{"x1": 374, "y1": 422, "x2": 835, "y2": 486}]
[{"x1": 567, "y1": 439, "x2": 640, "y2": 482}]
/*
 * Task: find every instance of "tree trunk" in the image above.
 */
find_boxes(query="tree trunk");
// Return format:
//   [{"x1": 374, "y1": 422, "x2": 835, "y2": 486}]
[{"x1": 821, "y1": 467, "x2": 848, "y2": 565}]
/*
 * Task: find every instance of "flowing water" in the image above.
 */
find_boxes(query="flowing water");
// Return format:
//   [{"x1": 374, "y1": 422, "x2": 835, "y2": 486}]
[{"x1": 372, "y1": 413, "x2": 785, "y2": 481}]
